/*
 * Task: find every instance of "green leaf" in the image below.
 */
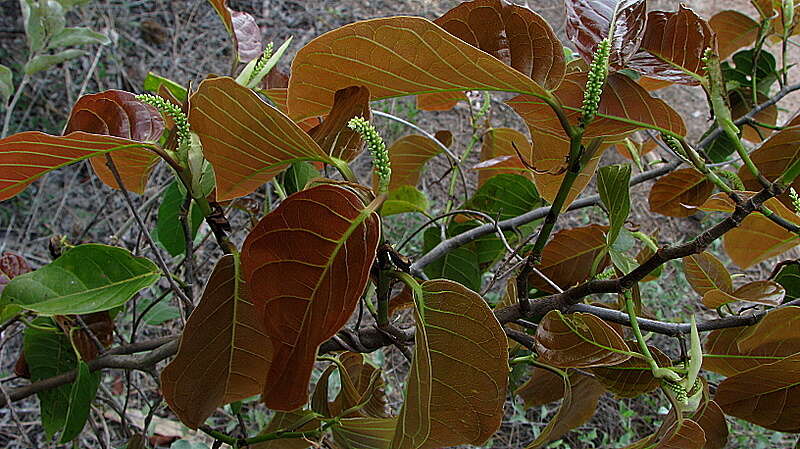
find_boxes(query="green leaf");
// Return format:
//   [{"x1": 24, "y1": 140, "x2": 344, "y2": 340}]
[
  {"x1": 236, "y1": 37, "x2": 293, "y2": 89},
  {"x1": 282, "y1": 161, "x2": 319, "y2": 196},
  {"x1": 24, "y1": 318, "x2": 100, "y2": 438},
  {"x1": 47, "y1": 27, "x2": 110, "y2": 49},
  {"x1": 774, "y1": 261, "x2": 800, "y2": 303},
  {"x1": 24, "y1": 49, "x2": 86, "y2": 75},
  {"x1": 722, "y1": 49, "x2": 779, "y2": 95},
  {"x1": 463, "y1": 173, "x2": 541, "y2": 221},
  {"x1": 0, "y1": 65, "x2": 12, "y2": 105},
  {"x1": 20, "y1": 1, "x2": 46, "y2": 52},
  {"x1": 422, "y1": 227, "x2": 481, "y2": 292},
  {"x1": 598, "y1": 164, "x2": 631, "y2": 245},
  {"x1": 1, "y1": 244, "x2": 160, "y2": 316},
  {"x1": 143, "y1": 72, "x2": 188, "y2": 103},
  {"x1": 59, "y1": 361, "x2": 100, "y2": 443},
  {"x1": 136, "y1": 296, "x2": 180, "y2": 325},
  {"x1": 382, "y1": 186, "x2": 429, "y2": 217},
  {"x1": 154, "y1": 180, "x2": 204, "y2": 257}
]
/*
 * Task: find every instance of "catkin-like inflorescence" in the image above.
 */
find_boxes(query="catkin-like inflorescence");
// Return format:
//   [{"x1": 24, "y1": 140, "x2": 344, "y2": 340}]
[
  {"x1": 135, "y1": 94, "x2": 190, "y2": 150},
  {"x1": 580, "y1": 38, "x2": 611, "y2": 128},
  {"x1": 790, "y1": 188, "x2": 800, "y2": 214},
  {"x1": 348, "y1": 116, "x2": 391, "y2": 194},
  {"x1": 715, "y1": 169, "x2": 745, "y2": 191},
  {"x1": 248, "y1": 42, "x2": 274, "y2": 84}
]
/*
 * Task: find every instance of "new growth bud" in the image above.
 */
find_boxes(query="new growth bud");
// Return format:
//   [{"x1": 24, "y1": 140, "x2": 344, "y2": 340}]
[
  {"x1": 348, "y1": 117, "x2": 391, "y2": 194},
  {"x1": 580, "y1": 38, "x2": 611, "y2": 128}
]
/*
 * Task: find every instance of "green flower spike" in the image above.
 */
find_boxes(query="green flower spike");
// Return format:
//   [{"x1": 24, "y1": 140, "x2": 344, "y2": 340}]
[
  {"x1": 135, "y1": 94, "x2": 191, "y2": 154},
  {"x1": 580, "y1": 38, "x2": 611, "y2": 128},
  {"x1": 348, "y1": 116, "x2": 391, "y2": 194},
  {"x1": 248, "y1": 42, "x2": 274, "y2": 85},
  {"x1": 790, "y1": 188, "x2": 800, "y2": 214}
]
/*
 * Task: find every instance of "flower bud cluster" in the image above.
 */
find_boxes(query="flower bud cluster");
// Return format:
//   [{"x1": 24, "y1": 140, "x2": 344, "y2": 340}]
[
  {"x1": 135, "y1": 94, "x2": 190, "y2": 150},
  {"x1": 580, "y1": 38, "x2": 611, "y2": 128},
  {"x1": 348, "y1": 117, "x2": 391, "y2": 193}
]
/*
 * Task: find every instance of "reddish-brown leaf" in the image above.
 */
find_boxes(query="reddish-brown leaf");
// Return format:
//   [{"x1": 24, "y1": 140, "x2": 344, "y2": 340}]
[
  {"x1": 525, "y1": 370, "x2": 605, "y2": 448},
  {"x1": 703, "y1": 280, "x2": 785, "y2": 309},
  {"x1": 736, "y1": 306, "x2": 800, "y2": 354},
  {"x1": 535, "y1": 310, "x2": 631, "y2": 368},
  {"x1": 715, "y1": 352, "x2": 800, "y2": 432},
  {"x1": 392, "y1": 279, "x2": 508, "y2": 449},
  {"x1": 530, "y1": 225, "x2": 610, "y2": 292},
  {"x1": 739, "y1": 125, "x2": 800, "y2": 208},
  {"x1": 514, "y1": 366, "x2": 570, "y2": 407},
  {"x1": 434, "y1": 0, "x2": 565, "y2": 89},
  {"x1": 55, "y1": 312, "x2": 114, "y2": 362},
  {"x1": 710, "y1": 10, "x2": 760, "y2": 60},
  {"x1": 307, "y1": 86, "x2": 370, "y2": 162},
  {"x1": 252, "y1": 409, "x2": 319, "y2": 449},
  {"x1": 329, "y1": 352, "x2": 388, "y2": 419},
  {"x1": 648, "y1": 168, "x2": 714, "y2": 217},
  {"x1": 0, "y1": 253, "x2": 30, "y2": 294},
  {"x1": 208, "y1": 0, "x2": 262, "y2": 62},
  {"x1": 530, "y1": 132, "x2": 606, "y2": 207},
  {"x1": 416, "y1": 91, "x2": 467, "y2": 111},
  {"x1": 161, "y1": 254, "x2": 272, "y2": 429},
  {"x1": 476, "y1": 127, "x2": 531, "y2": 186},
  {"x1": 703, "y1": 316, "x2": 800, "y2": 377},
  {"x1": 384, "y1": 134, "x2": 445, "y2": 191},
  {"x1": 682, "y1": 251, "x2": 733, "y2": 297},
  {"x1": 507, "y1": 72, "x2": 686, "y2": 139},
  {"x1": 64, "y1": 90, "x2": 163, "y2": 194},
  {"x1": 287, "y1": 16, "x2": 548, "y2": 121},
  {"x1": 0, "y1": 131, "x2": 149, "y2": 201},
  {"x1": 692, "y1": 400, "x2": 729, "y2": 449},
  {"x1": 241, "y1": 185, "x2": 380, "y2": 411},
  {"x1": 628, "y1": 5, "x2": 715, "y2": 85},
  {"x1": 189, "y1": 77, "x2": 332, "y2": 201},
  {"x1": 731, "y1": 91, "x2": 778, "y2": 143},
  {"x1": 565, "y1": 0, "x2": 648, "y2": 69},
  {"x1": 590, "y1": 344, "x2": 671, "y2": 398}
]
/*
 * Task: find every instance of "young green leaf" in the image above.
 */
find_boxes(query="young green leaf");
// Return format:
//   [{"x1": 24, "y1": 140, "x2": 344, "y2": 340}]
[
  {"x1": 47, "y1": 27, "x2": 110, "y2": 49},
  {"x1": 59, "y1": 361, "x2": 100, "y2": 443},
  {"x1": 463, "y1": 173, "x2": 541, "y2": 221},
  {"x1": 598, "y1": 164, "x2": 631, "y2": 245},
  {"x1": 0, "y1": 65, "x2": 12, "y2": 104},
  {"x1": 382, "y1": 185, "x2": 429, "y2": 217},
  {"x1": 24, "y1": 49, "x2": 86, "y2": 75},
  {"x1": 154, "y1": 180, "x2": 204, "y2": 257},
  {"x1": 422, "y1": 227, "x2": 481, "y2": 292},
  {"x1": 0, "y1": 244, "x2": 160, "y2": 316}
]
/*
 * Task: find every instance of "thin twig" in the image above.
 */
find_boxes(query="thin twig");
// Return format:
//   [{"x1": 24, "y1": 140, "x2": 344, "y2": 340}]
[{"x1": 104, "y1": 154, "x2": 193, "y2": 312}]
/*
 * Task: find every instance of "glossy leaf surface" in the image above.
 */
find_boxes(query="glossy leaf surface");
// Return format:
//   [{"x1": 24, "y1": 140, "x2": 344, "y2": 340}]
[
  {"x1": 565, "y1": 0, "x2": 647, "y2": 68},
  {"x1": 241, "y1": 185, "x2": 380, "y2": 410},
  {"x1": 208, "y1": 0, "x2": 262, "y2": 62},
  {"x1": 682, "y1": 252, "x2": 733, "y2": 297},
  {"x1": 535, "y1": 310, "x2": 631, "y2": 368},
  {"x1": 161, "y1": 254, "x2": 272, "y2": 429},
  {"x1": 1, "y1": 244, "x2": 159, "y2": 316}
]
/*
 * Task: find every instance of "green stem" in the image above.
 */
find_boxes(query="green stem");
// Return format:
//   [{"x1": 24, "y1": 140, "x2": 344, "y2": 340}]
[{"x1": 625, "y1": 292, "x2": 680, "y2": 381}]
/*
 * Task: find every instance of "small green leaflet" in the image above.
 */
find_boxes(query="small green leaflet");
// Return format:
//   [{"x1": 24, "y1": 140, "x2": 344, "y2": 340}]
[
  {"x1": 143, "y1": 72, "x2": 188, "y2": 102},
  {"x1": 154, "y1": 180, "x2": 204, "y2": 257},
  {"x1": 597, "y1": 164, "x2": 631, "y2": 245},
  {"x1": 0, "y1": 244, "x2": 160, "y2": 316},
  {"x1": 282, "y1": 161, "x2": 320, "y2": 196},
  {"x1": 59, "y1": 361, "x2": 100, "y2": 443},
  {"x1": 463, "y1": 173, "x2": 541, "y2": 221},
  {"x1": 382, "y1": 185, "x2": 429, "y2": 216}
]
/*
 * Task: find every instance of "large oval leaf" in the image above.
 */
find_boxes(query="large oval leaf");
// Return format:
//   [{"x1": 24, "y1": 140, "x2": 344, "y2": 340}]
[
  {"x1": 648, "y1": 168, "x2": 714, "y2": 217},
  {"x1": 529, "y1": 225, "x2": 610, "y2": 293},
  {"x1": 241, "y1": 185, "x2": 380, "y2": 411},
  {"x1": 0, "y1": 131, "x2": 151, "y2": 201},
  {"x1": 287, "y1": 16, "x2": 548, "y2": 121},
  {"x1": 0, "y1": 244, "x2": 159, "y2": 317},
  {"x1": 682, "y1": 251, "x2": 733, "y2": 297},
  {"x1": 715, "y1": 352, "x2": 800, "y2": 432},
  {"x1": 628, "y1": 5, "x2": 715, "y2": 85},
  {"x1": 525, "y1": 369, "x2": 605, "y2": 449},
  {"x1": 385, "y1": 134, "x2": 445, "y2": 191},
  {"x1": 703, "y1": 317, "x2": 800, "y2": 377},
  {"x1": 710, "y1": 10, "x2": 759, "y2": 60},
  {"x1": 535, "y1": 310, "x2": 631, "y2": 368},
  {"x1": 189, "y1": 76, "x2": 332, "y2": 201},
  {"x1": 161, "y1": 254, "x2": 272, "y2": 429},
  {"x1": 64, "y1": 90, "x2": 163, "y2": 194},
  {"x1": 434, "y1": 0, "x2": 565, "y2": 89},
  {"x1": 508, "y1": 72, "x2": 686, "y2": 139},
  {"x1": 392, "y1": 279, "x2": 508, "y2": 449}
]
